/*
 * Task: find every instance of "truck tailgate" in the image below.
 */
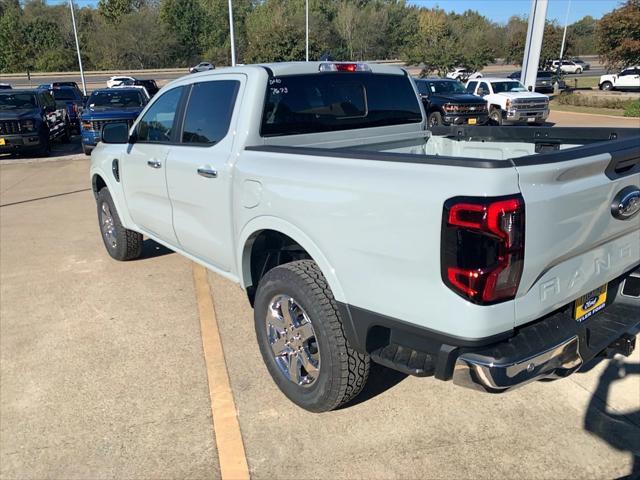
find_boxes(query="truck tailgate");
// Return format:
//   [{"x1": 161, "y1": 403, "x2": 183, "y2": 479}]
[{"x1": 514, "y1": 142, "x2": 640, "y2": 326}]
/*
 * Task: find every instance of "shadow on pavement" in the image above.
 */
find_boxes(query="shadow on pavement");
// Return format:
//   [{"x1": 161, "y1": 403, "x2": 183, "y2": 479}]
[
  {"x1": 339, "y1": 363, "x2": 408, "y2": 409},
  {"x1": 584, "y1": 357, "x2": 640, "y2": 480},
  {"x1": 140, "y1": 238, "x2": 174, "y2": 259}
]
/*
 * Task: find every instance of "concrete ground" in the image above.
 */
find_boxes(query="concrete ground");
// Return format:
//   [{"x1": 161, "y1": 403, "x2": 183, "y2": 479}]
[{"x1": 1, "y1": 112, "x2": 639, "y2": 479}]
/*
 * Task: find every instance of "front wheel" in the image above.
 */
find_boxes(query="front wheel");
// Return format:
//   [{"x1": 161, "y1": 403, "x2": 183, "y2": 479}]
[
  {"x1": 254, "y1": 260, "x2": 370, "y2": 412},
  {"x1": 428, "y1": 111, "x2": 443, "y2": 128},
  {"x1": 575, "y1": 68, "x2": 582, "y2": 74},
  {"x1": 82, "y1": 143, "x2": 93, "y2": 156},
  {"x1": 96, "y1": 188, "x2": 142, "y2": 261},
  {"x1": 489, "y1": 108, "x2": 503, "y2": 126}
]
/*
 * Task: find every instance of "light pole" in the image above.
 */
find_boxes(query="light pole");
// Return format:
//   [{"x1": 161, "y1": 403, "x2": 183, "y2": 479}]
[
  {"x1": 521, "y1": 0, "x2": 548, "y2": 92},
  {"x1": 305, "y1": 0, "x2": 309, "y2": 61},
  {"x1": 554, "y1": 0, "x2": 571, "y2": 94},
  {"x1": 69, "y1": 0, "x2": 87, "y2": 95},
  {"x1": 559, "y1": 0, "x2": 571, "y2": 61},
  {"x1": 228, "y1": 0, "x2": 236, "y2": 66}
]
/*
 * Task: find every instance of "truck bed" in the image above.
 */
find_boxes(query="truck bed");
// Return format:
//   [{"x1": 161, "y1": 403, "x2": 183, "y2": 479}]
[{"x1": 249, "y1": 126, "x2": 640, "y2": 169}]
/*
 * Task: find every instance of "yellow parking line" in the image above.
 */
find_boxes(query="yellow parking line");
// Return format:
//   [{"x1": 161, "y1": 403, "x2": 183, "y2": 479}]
[{"x1": 193, "y1": 263, "x2": 250, "y2": 480}]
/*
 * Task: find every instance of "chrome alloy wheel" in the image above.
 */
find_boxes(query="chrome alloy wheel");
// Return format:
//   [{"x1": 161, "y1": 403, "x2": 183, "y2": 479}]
[
  {"x1": 266, "y1": 294, "x2": 320, "y2": 387},
  {"x1": 100, "y1": 202, "x2": 117, "y2": 249}
]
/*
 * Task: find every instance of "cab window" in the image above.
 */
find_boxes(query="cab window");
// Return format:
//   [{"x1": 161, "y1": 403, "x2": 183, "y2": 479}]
[
  {"x1": 136, "y1": 87, "x2": 183, "y2": 143},
  {"x1": 181, "y1": 80, "x2": 240, "y2": 145},
  {"x1": 466, "y1": 81, "x2": 478, "y2": 94}
]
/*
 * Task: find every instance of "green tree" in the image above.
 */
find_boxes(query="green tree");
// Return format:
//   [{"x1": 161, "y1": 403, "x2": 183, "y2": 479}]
[
  {"x1": 0, "y1": 3, "x2": 27, "y2": 72},
  {"x1": 570, "y1": 15, "x2": 597, "y2": 55},
  {"x1": 160, "y1": 0, "x2": 206, "y2": 64},
  {"x1": 597, "y1": 0, "x2": 640, "y2": 68},
  {"x1": 98, "y1": 0, "x2": 145, "y2": 23}
]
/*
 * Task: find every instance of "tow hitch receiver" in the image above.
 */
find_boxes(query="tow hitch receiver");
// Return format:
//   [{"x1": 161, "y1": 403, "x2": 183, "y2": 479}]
[{"x1": 605, "y1": 333, "x2": 636, "y2": 357}]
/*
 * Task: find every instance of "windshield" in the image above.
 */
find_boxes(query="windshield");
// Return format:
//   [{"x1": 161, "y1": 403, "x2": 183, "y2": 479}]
[
  {"x1": 88, "y1": 90, "x2": 144, "y2": 108},
  {"x1": 491, "y1": 81, "x2": 527, "y2": 93},
  {"x1": 52, "y1": 89, "x2": 79, "y2": 101},
  {"x1": 0, "y1": 92, "x2": 37, "y2": 110},
  {"x1": 426, "y1": 81, "x2": 466, "y2": 94}
]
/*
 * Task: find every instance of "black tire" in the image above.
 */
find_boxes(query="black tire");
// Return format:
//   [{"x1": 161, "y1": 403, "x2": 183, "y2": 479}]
[
  {"x1": 82, "y1": 143, "x2": 93, "y2": 156},
  {"x1": 60, "y1": 122, "x2": 71, "y2": 143},
  {"x1": 601, "y1": 81, "x2": 613, "y2": 91},
  {"x1": 576, "y1": 68, "x2": 582, "y2": 74},
  {"x1": 96, "y1": 188, "x2": 142, "y2": 261},
  {"x1": 428, "y1": 111, "x2": 443, "y2": 128},
  {"x1": 254, "y1": 260, "x2": 369, "y2": 412},
  {"x1": 36, "y1": 134, "x2": 51, "y2": 157},
  {"x1": 489, "y1": 108, "x2": 503, "y2": 126}
]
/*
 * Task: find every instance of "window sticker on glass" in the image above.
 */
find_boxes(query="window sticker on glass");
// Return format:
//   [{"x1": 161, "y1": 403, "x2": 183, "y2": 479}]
[{"x1": 430, "y1": 85, "x2": 436, "y2": 92}]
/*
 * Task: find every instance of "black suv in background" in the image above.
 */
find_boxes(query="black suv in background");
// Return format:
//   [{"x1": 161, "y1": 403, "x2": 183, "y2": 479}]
[
  {"x1": 507, "y1": 71, "x2": 565, "y2": 93},
  {"x1": 0, "y1": 89, "x2": 71, "y2": 156},
  {"x1": 414, "y1": 78, "x2": 488, "y2": 127}
]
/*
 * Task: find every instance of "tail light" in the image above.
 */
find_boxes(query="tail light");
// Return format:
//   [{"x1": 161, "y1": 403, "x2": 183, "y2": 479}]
[
  {"x1": 441, "y1": 195, "x2": 525, "y2": 305},
  {"x1": 72, "y1": 104, "x2": 78, "y2": 114}
]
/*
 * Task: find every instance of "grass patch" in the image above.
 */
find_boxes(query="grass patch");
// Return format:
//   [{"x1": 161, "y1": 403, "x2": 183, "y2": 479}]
[
  {"x1": 556, "y1": 91, "x2": 634, "y2": 109},
  {"x1": 623, "y1": 99, "x2": 640, "y2": 117},
  {"x1": 550, "y1": 103, "x2": 625, "y2": 116},
  {"x1": 564, "y1": 75, "x2": 600, "y2": 89}
]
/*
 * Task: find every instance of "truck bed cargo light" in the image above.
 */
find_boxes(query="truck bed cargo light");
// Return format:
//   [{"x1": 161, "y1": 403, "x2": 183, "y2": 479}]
[{"x1": 319, "y1": 62, "x2": 371, "y2": 73}]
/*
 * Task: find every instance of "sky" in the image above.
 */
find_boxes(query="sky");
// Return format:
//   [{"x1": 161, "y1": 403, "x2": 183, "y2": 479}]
[
  {"x1": 408, "y1": 0, "x2": 621, "y2": 24},
  {"x1": 45, "y1": 0, "x2": 623, "y2": 24}
]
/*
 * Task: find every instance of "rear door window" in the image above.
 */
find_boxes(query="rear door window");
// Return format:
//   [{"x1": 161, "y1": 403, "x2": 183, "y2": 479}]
[
  {"x1": 181, "y1": 80, "x2": 240, "y2": 145},
  {"x1": 261, "y1": 73, "x2": 422, "y2": 137}
]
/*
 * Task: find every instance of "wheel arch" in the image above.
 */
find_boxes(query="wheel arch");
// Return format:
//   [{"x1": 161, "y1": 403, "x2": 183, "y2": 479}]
[
  {"x1": 90, "y1": 167, "x2": 136, "y2": 230},
  {"x1": 238, "y1": 217, "x2": 345, "y2": 306}
]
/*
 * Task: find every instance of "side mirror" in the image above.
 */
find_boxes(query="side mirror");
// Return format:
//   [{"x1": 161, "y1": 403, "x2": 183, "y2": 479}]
[
  {"x1": 102, "y1": 122, "x2": 130, "y2": 144},
  {"x1": 528, "y1": 86, "x2": 533, "y2": 92}
]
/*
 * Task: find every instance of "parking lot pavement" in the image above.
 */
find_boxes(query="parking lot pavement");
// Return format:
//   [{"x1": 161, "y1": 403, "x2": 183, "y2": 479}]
[
  {"x1": 0, "y1": 159, "x2": 218, "y2": 478},
  {"x1": 1, "y1": 136, "x2": 639, "y2": 479},
  {"x1": 548, "y1": 110, "x2": 640, "y2": 127}
]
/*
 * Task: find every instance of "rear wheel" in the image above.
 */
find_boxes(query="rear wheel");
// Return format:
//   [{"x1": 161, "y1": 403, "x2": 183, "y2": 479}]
[
  {"x1": 96, "y1": 188, "x2": 142, "y2": 261},
  {"x1": 489, "y1": 108, "x2": 503, "y2": 126},
  {"x1": 601, "y1": 81, "x2": 613, "y2": 91},
  {"x1": 428, "y1": 112, "x2": 443, "y2": 128},
  {"x1": 254, "y1": 260, "x2": 369, "y2": 412}
]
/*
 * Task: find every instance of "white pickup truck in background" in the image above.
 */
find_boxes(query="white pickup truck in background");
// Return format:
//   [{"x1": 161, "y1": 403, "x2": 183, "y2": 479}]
[
  {"x1": 466, "y1": 77, "x2": 550, "y2": 125},
  {"x1": 90, "y1": 62, "x2": 640, "y2": 412}
]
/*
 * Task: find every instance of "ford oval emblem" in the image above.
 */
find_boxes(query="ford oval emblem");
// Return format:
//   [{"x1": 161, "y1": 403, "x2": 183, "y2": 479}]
[
  {"x1": 582, "y1": 295, "x2": 599, "y2": 310},
  {"x1": 611, "y1": 186, "x2": 640, "y2": 220}
]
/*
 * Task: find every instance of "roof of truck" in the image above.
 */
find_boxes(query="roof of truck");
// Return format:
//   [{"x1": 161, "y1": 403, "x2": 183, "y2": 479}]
[{"x1": 187, "y1": 61, "x2": 406, "y2": 78}]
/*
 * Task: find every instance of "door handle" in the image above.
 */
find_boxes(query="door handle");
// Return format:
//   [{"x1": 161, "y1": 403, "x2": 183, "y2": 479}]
[
  {"x1": 147, "y1": 159, "x2": 162, "y2": 169},
  {"x1": 197, "y1": 167, "x2": 218, "y2": 178}
]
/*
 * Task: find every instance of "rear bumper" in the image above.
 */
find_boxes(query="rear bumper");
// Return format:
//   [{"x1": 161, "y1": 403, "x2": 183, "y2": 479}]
[
  {"x1": 452, "y1": 301, "x2": 638, "y2": 392},
  {"x1": 338, "y1": 267, "x2": 639, "y2": 391}
]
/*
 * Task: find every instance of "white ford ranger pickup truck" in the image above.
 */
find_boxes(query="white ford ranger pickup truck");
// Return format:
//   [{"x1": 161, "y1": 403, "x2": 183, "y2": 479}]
[{"x1": 90, "y1": 62, "x2": 640, "y2": 412}]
